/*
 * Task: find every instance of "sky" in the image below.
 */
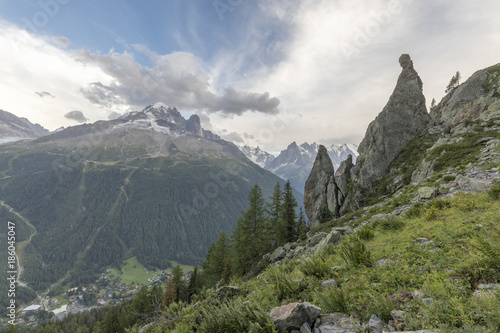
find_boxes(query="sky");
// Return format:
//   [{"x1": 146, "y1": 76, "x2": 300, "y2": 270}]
[{"x1": 1, "y1": 0, "x2": 499, "y2": 154}]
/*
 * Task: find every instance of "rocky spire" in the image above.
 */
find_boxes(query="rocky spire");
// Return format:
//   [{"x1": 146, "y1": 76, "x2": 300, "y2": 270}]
[
  {"x1": 356, "y1": 54, "x2": 430, "y2": 189},
  {"x1": 304, "y1": 145, "x2": 336, "y2": 226}
]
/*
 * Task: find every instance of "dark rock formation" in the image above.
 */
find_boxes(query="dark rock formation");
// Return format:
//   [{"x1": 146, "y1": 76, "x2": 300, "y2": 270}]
[
  {"x1": 304, "y1": 145, "x2": 336, "y2": 225},
  {"x1": 356, "y1": 54, "x2": 430, "y2": 189}
]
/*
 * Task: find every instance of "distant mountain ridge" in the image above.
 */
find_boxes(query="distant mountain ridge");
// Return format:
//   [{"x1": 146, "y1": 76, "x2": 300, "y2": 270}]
[
  {"x1": 0, "y1": 109, "x2": 49, "y2": 143},
  {"x1": 0, "y1": 103, "x2": 302, "y2": 291},
  {"x1": 241, "y1": 142, "x2": 358, "y2": 193}
]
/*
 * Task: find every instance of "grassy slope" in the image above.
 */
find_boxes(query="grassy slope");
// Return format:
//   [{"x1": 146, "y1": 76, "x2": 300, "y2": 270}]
[{"x1": 153, "y1": 191, "x2": 500, "y2": 333}]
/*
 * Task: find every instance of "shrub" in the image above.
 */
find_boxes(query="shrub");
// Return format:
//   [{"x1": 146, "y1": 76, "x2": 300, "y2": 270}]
[
  {"x1": 426, "y1": 198, "x2": 451, "y2": 210},
  {"x1": 364, "y1": 293, "x2": 395, "y2": 323},
  {"x1": 487, "y1": 183, "x2": 500, "y2": 200},
  {"x1": 263, "y1": 264, "x2": 301, "y2": 301},
  {"x1": 298, "y1": 254, "x2": 332, "y2": 279},
  {"x1": 404, "y1": 203, "x2": 423, "y2": 218},
  {"x1": 355, "y1": 227, "x2": 375, "y2": 241},
  {"x1": 196, "y1": 299, "x2": 276, "y2": 333},
  {"x1": 375, "y1": 216, "x2": 405, "y2": 231},
  {"x1": 317, "y1": 285, "x2": 351, "y2": 314},
  {"x1": 442, "y1": 175, "x2": 456, "y2": 182},
  {"x1": 425, "y1": 207, "x2": 440, "y2": 221},
  {"x1": 455, "y1": 197, "x2": 477, "y2": 212},
  {"x1": 391, "y1": 194, "x2": 411, "y2": 208},
  {"x1": 472, "y1": 229, "x2": 500, "y2": 270},
  {"x1": 337, "y1": 236, "x2": 373, "y2": 267}
]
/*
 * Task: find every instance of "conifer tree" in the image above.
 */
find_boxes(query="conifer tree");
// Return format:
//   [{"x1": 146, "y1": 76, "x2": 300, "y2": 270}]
[
  {"x1": 282, "y1": 180, "x2": 298, "y2": 243},
  {"x1": 202, "y1": 231, "x2": 231, "y2": 287},
  {"x1": 221, "y1": 257, "x2": 232, "y2": 286},
  {"x1": 187, "y1": 265, "x2": 199, "y2": 303},
  {"x1": 297, "y1": 207, "x2": 309, "y2": 240},
  {"x1": 163, "y1": 277, "x2": 176, "y2": 308},
  {"x1": 267, "y1": 182, "x2": 283, "y2": 248},
  {"x1": 430, "y1": 98, "x2": 436, "y2": 111},
  {"x1": 172, "y1": 265, "x2": 186, "y2": 302},
  {"x1": 445, "y1": 71, "x2": 461, "y2": 93},
  {"x1": 232, "y1": 184, "x2": 269, "y2": 275}
]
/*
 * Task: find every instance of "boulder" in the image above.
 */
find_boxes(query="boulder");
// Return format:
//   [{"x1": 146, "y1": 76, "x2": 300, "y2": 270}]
[
  {"x1": 368, "y1": 314, "x2": 386, "y2": 333},
  {"x1": 270, "y1": 302, "x2": 322, "y2": 332},
  {"x1": 313, "y1": 313, "x2": 360, "y2": 332},
  {"x1": 308, "y1": 232, "x2": 329, "y2": 247},
  {"x1": 356, "y1": 54, "x2": 430, "y2": 189},
  {"x1": 270, "y1": 246, "x2": 287, "y2": 262},
  {"x1": 417, "y1": 186, "x2": 438, "y2": 200}
]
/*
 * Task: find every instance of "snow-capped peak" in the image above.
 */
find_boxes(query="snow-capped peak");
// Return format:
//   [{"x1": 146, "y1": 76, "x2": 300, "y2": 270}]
[{"x1": 151, "y1": 102, "x2": 170, "y2": 109}]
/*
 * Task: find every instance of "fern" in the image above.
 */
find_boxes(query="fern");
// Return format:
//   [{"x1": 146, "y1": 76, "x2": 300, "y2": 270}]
[
  {"x1": 337, "y1": 236, "x2": 373, "y2": 267},
  {"x1": 472, "y1": 229, "x2": 500, "y2": 269}
]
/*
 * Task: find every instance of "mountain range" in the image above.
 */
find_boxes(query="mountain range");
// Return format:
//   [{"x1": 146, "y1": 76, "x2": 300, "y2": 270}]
[
  {"x1": 0, "y1": 109, "x2": 49, "y2": 143},
  {"x1": 241, "y1": 142, "x2": 358, "y2": 193},
  {"x1": 0, "y1": 103, "x2": 303, "y2": 291}
]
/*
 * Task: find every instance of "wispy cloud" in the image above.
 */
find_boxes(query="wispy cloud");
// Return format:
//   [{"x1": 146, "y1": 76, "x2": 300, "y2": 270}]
[
  {"x1": 35, "y1": 91, "x2": 54, "y2": 98},
  {"x1": 64, "y1": 110, "x2": 88, "y2": 123}
]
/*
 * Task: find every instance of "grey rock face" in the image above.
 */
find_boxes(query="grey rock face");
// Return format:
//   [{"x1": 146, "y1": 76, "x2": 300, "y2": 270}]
[
  {"x1": 431, "y1": 63, "x2": 500, "y2": 130},
  {"x1": 270, "y1": 302, "x2": 322, "y2": 333},
  {"x1": 368, "y1": 314, "x2": 386, "y2": 333},
  {"x1": 314, "y1": 313, "x2": 361, "y2": 332},
  {"x1": 186, "y1": 114, "x2": 203, "y2": 137},
  {"x1": 304, "y1": 145, "x2": 337, "y2": 225},
  {"x1": 356, "y1": 54, "x2": 430, "y2": 189}
]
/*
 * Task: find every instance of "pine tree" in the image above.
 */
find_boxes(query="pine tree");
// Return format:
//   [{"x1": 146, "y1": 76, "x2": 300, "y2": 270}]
[
  {"x1": 232, "y1": 184, "x2": 270, "y2": 276},
  {"x1": 202, "y1": 231, "x2": 231, "y2": 287},
  {"x1": 163, "y1": 277, "x2": 176, "y2": 308},
  {"x1": 430, "y1": 98, "x2": 436, "y2": 111},
  {"x1": 172, "y1": 265, "x2": 186, "y2": 303},
  {"x1": 221, "y1": 257, "x2": 232, "y2": 286},
  {"x1": 267, "y1": 182, "x2": 283, "y2": 248},
  {"x1": 297, "y1": 207, "x2": 309, "y2": 240},
  {"x1": 187, "y1": 265, "x2": 199, "y2": 303},
  {"x1": 282, "y1": 180, "x2": 298, "y2": 243},
  {"x1": 445, "y1": 71, "x2": 461, "y2": 93}
]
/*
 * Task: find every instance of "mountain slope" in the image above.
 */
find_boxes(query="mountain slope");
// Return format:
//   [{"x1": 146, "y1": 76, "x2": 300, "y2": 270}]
[
  {"x1": 0, "y1": 109, "x2": 49, "y2": 144},
  {"x1": 0, "y1": 103, "x2": 302, "y2": 290}
]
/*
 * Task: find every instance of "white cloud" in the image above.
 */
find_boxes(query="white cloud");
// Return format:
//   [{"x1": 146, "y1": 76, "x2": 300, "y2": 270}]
[
  {"x1": 74, "y1": 46, "x2": 280, "y2": 116},
  {"x1": 209, "y1": 0, "x2": 500, "y2": 151},
  {"x1": 0, "y1": 22, "x2": 117, "y2": 130}
]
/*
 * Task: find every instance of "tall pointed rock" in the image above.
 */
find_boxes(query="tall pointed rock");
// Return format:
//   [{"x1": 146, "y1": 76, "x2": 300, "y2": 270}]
[
  {"x1": 304, "y1": 145, "x2": 336, "y2": 226},
  {"x1": 356, "y1": 54, "x2": 430, "y2": 189}
]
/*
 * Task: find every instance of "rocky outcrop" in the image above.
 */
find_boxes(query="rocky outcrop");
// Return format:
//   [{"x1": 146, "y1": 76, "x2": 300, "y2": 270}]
[
  {"x1": 355, "y1": 54, "x2": 430, "y2": 189},
  {"x1": 334, "y1": 155, "x2": 355, "y2": 215},
  {"x1": 186, "y1": 114, "x2": 203, "y2": 137},
  {"x1": 431, "y1": 63, "x2": 500, "y2": 131},
  {"x1": 270, "y1": 302, "x2": 321, "y2": 332},
  {"x1": 304, "y1": 145, "x2": 337, "y2": 225}
]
